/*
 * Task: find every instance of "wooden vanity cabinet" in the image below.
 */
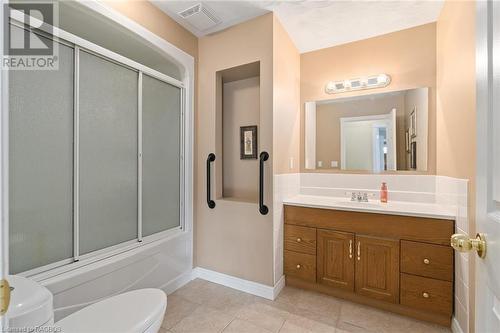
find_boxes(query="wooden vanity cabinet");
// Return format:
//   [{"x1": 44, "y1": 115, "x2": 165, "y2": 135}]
[
  {"x1": 284, "y1": 205, "x2": 454, "y2": 326},
  {"x1": 317, "y1": 230, "x2": 354, "y2": 291},
  {"x1": 355, "y1": 235, "x2": 400, "y2": 303}
]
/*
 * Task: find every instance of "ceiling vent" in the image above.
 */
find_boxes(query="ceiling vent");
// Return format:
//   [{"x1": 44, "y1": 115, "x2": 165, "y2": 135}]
[{"x1": 178, "y1": 3, "x2": 221, "y2": 32}]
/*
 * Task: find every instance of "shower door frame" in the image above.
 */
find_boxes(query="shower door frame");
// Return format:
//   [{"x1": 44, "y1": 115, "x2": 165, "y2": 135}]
[{"x1": 2, "y1": 1, "x2": 194, "y2": 281}]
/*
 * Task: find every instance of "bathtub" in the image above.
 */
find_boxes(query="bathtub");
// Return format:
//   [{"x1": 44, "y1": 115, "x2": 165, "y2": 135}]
[{"x1": 36, "y1": 230, "x2": 192, "y2": 321}]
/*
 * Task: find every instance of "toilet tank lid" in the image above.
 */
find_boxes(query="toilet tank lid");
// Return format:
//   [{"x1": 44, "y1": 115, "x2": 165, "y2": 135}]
[
  {"x1": 56, "y1": 288, "x2": 167, "y2": 333},
  {"x1": 5, "y1": 275, "x2": 54, "y2": 326}
]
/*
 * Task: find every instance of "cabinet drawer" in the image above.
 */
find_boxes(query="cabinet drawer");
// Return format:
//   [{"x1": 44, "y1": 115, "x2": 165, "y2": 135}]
[
  {"x1": 401, "y1": 240, "x2": 453, "y2": 281},
  {"x1": 400, "y1": 273, "x2": 452, "y2": 316},
  {"x1": 285, "y1": 225, "x2": 316, "y2": 255},
  {"x1": 284, "y1": 250, "x2": 316, "y2": 283}
]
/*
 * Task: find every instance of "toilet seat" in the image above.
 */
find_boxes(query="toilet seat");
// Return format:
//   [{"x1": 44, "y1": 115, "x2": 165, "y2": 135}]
[{"x1": 56, "y1": 289, "x2": 167, "y2": 333}]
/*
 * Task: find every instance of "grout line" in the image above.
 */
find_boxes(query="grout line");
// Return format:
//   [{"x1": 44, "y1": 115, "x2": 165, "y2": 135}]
[
  {"x1": 219, "y1": 318, "x2": 236, "y2": 332},
  {"x1": 277, "y1": 318, "x2": 287, "y2": 332}
]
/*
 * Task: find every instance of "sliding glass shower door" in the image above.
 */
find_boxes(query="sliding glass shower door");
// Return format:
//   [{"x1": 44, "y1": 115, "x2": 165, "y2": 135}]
[
  {"x1": 142, "y1": 75, "x2": 182, "y2": 237},
  {"x1": 9, "y1": 27, "x2": 185, "y2": 275},
  {"x1": 9, "y1": 37, "x2": 74, "y2": 274},
  {"x1": 78, "y1": 51, "x2": 139, "y2": 255}
]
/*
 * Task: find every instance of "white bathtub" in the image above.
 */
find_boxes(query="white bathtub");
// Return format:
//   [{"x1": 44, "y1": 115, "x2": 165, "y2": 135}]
[{"x1": 37, "y1": 230, "x2": 192, "y2": 321}]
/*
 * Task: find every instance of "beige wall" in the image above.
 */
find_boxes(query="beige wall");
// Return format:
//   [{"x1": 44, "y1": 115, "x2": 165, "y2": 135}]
[
  {"x1": 436, "y1": 1, "x2": 476, "y2": 332},
  {"x1": 273, "y1": 16, "x2": 301, "y2": 174},
  {"x1": 197, "y1": 14, "x2": 275, "y2": 285},
  {"x1": 104, "y1": 0, "x2": 197, "y2": 57},
  {"x1": 300, "y1": 23, "x2": 437, "y2": 174},
  {"x1": 222, "y1": 77, "x2": 260, "y2": 202}
]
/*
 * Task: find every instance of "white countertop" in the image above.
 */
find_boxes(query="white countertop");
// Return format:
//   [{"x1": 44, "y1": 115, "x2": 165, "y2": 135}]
[{"x1": 283, "y1": 195, "x2": 457, "y2": 220}]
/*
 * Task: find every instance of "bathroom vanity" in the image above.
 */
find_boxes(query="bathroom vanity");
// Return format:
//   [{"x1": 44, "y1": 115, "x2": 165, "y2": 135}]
[{"x1": 283, "y1": 203, "x2": 454, "y2": 326}]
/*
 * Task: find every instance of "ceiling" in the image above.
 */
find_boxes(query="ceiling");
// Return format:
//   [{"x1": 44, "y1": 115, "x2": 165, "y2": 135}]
[{"x1": 152, "y1": 1, "x2": 444, "y2": 53}]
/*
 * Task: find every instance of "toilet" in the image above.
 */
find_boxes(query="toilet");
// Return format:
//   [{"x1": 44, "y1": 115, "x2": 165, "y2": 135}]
[{"x1": 6, "y1": 275, "x2": 167, "y2": 333}]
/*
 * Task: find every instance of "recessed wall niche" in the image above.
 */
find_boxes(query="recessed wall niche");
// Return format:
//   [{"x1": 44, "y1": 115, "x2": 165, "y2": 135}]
[{"x1": 215, "y1": 61, "x2": 260, "y2": 203}]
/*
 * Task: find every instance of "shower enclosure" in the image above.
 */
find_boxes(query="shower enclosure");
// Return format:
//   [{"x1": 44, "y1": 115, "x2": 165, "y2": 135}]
[{"x1": 2, "y1": 1, "x2": 194, "y2": 320}]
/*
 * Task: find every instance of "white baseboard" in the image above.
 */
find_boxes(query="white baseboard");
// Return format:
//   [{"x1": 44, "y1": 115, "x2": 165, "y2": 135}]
[
  {"x1": 273, "y1": 275, "x2": 286, "y2": 300},
  {"x1": 451, "y1": 317, "x2": 465, "y2": 333},
  {"x1": 161, "y1": 270, "x2": 193, "y2": 295},
  {"x1": 192, "y1": 267, "x2": 285, "y2": 300}
]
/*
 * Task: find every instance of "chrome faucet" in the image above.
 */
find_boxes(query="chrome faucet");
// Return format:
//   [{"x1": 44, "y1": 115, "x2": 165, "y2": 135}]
[{"x1": 350, "y1": 191, "x2": 369, "y2": 202}]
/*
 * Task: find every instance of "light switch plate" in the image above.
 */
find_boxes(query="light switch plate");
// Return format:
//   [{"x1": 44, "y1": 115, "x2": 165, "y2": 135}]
[
  {"x1": 331, "y1": 161, "x2": 338, "y2": 168},
  {"x1": 318, "y1": 161, "x2": 323, "y2": 167}
]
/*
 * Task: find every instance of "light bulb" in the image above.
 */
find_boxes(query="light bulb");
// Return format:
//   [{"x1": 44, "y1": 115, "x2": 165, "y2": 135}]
[
  {"x1": 325, "y1": 81, "x2": 336, "y2": 92},
  {"x1": 377, "y1": 74, "x2": 389, "y2": 84}
]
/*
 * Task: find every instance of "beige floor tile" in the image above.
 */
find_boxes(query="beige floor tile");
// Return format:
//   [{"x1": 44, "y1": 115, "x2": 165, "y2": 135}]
[
  {"x1": 279, "y1": 321, "x2": 314, "y2": 333},
  {"x1": 400, "y1": 317, "x2": 451, "y2": 333},
  {"x1": 275, "y1": 287, "x2": 304, "y2": 306},
  {"x1": 236, "y1": 301, "x2": 291, "y2": 332},
  {"x1": 171, "y1": 279, "x2": 210, "y2": 304},
  {"x1": 171, "y1": 306, "x2": 233, "y2": 333},
  {"x1": 339, "y1": 301, "x2": 451, "y2": 333},
  {"x1": 169, "y1": 281, "x2": 451, "y2": 333},
  {"x1": 294, "y1": 290, "x2": 342, "y2": 322},
  {"x1": 223, "y1": 319, "x2": 274, "y2": 333},
  {"x1": 174, "y1": 279, "x2": 253, "y2": 316},
  {"x1": 203, "y1": 286, "x2": 257, "y2": 317},
  {"x1": 162, "y1": 295, "x2": 200, "y2": 329},
  {"x1": 335, "y1": 321, "x2": 373, "y2": 333},
  {"x1": 281, "y1": 313, "x2": 337, "y2": 333}
]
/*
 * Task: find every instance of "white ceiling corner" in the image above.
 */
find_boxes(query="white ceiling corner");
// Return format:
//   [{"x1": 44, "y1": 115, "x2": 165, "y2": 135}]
[{"x1": 152, "y1": 0, "x2": 444, "y2": 53}]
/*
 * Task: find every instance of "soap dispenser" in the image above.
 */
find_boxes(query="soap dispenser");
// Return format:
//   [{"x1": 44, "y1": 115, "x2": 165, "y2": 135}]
[{"x1": 380, "y1": 182, "x2": 388, "y2": 203}]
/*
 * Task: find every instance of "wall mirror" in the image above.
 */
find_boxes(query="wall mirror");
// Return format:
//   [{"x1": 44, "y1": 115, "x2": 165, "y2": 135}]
[{"x1": 305, "y1": 88, "x2": 429, "y2": 172}]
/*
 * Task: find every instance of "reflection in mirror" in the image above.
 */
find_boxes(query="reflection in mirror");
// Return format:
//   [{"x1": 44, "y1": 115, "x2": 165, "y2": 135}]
[{"x1": 305, "y1": 88, "x2": 428, "y2": 172}]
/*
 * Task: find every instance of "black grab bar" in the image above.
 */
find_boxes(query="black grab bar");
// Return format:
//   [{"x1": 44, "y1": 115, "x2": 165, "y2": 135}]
[
  {"x1": 259, "y1": 151, "x2": 269, "y2": 215},
  {"x1": 206, "y1": 153, "x2": 216, "y2": 209}
]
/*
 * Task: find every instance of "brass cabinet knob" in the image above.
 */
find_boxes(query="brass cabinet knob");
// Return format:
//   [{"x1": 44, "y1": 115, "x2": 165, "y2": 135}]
[
  {"x1": 423, "y1": 258, "x2": 430, "y2": 265},
  {"x1": 296, "y1": 264, "x2": 301, "y2": 269},
  {"x1": 422, "y1": 292, "x2": 430, "y2": 298},
  {"x1": 451, "y1": 233, "x2": 487, "y2": 258},
  {"x1": 296, "y1": 238, "x2": 302, "y2": 243}
]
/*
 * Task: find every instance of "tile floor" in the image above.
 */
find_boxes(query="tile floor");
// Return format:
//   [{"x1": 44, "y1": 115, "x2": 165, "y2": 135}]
[{"x1": 160, "y1": 279, "x2": 451, "y2": 333}]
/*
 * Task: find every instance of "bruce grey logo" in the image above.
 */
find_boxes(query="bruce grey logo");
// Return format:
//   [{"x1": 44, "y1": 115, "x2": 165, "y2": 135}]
[{"x1": 2, "y1": 1, "x2": 59, "y2": 70}]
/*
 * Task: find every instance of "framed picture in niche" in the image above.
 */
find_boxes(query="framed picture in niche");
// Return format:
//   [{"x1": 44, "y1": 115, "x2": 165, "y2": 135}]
[{"x1": 240, "y1": 125, "x2": 258, "y2": 159}]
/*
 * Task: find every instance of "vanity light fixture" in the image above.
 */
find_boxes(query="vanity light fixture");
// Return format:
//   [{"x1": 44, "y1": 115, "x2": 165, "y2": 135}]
[{"x1": 325, "y1": 74, "x2": 391, "y2": 94}]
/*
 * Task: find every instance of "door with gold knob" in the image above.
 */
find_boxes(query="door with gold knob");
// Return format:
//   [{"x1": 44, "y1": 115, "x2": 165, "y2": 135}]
[{"x1": 474, "y1": 3, "x2": 500, "y2": 332}]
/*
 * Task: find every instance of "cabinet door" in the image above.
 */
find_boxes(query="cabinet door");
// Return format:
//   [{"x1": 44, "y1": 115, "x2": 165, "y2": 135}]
[
  {"x1": 317, "y1": 229, "x2": 355, "y2": 291},
  {"x1": 355, "y1": 235, "x2": 399, "y2": 303}
]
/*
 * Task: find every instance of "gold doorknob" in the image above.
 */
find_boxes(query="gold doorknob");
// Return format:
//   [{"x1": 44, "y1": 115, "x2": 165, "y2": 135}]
[{"x1": 451, "y1": 233, "x2": 487, "y2": 258}]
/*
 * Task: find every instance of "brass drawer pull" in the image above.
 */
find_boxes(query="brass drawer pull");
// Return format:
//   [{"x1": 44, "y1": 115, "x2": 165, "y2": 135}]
[
  {"x1": 422, "y1": 292, "x2": 430, "y2": 298},
  {"x1": 296, "y1": 237, "x2": 302, "y2": 243},
  {"x1": 357, "y1": 241, "x2": 361, "y2": 261},
  {"x1": 296, "y1": 264, "x2": 301, "y2": 269},
  {"x1": 423, "y1": 258, "x2": 430, "y2": 265},
  {"x1": 349, "y1": 240, "x2": 353, "y2": 259}
]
